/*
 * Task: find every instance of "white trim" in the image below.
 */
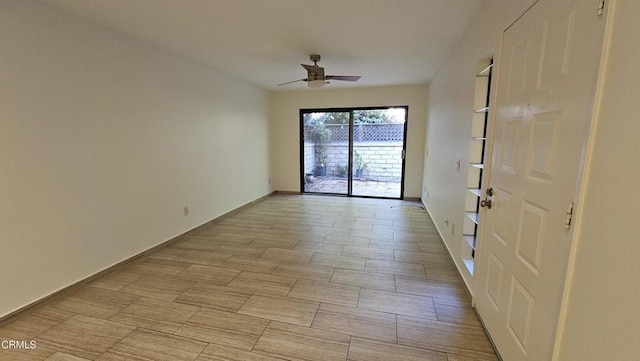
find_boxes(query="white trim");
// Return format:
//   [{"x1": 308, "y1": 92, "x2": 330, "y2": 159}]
[
  {"x1": 501, "y1": 0, "x2": 541, "y2": 32},
  {"x1": 470, "y1": 0, "x2": 541, "y2": 309},
  {"x1": 422, "y1": 198, "x2": 475, "y2": 296},
  {"x1": 551, "y1": 0, "x2": 617, "y2": 359}
]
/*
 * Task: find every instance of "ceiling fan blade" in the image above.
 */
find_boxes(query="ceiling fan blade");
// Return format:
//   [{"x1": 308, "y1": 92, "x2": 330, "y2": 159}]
[
  {"x1": 277, "y1": 78, "x2": 308, "y2": 86},
  {"x1": 325, "y1": 75, "x2": 361, "y2": 82}
]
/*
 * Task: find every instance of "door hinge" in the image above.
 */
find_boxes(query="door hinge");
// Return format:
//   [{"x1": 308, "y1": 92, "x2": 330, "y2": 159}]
[
  {"x1": 597, "y1": 0, "x2": 605, "y2": 16},
  {"x1": 402, "y1": 150, "x2": 406, "y2": 160},
  {"x1": 565, "y1": 202, "x2": 574, "y2": 230}
]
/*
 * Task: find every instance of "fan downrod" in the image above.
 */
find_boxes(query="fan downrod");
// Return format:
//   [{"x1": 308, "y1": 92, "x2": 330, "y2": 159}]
[{"x1": 310, "y1": 54, "x2": 321, "y2": 64}]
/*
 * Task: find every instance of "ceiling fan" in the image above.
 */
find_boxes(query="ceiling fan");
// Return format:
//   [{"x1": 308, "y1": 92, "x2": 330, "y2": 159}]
[{"x1": 278, "y1": 54, "x2": 361, "y2": 88}]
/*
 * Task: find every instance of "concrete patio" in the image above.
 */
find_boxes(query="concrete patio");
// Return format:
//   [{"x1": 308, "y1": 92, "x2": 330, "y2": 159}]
[{"x1": 304, "y1": 176, "x2": 402, "y2": 198}]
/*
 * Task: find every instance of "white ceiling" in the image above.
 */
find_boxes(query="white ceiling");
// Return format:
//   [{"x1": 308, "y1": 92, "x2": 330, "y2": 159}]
[{"x1": 42, "y1": 0, "x2": 485, "y2": 91}]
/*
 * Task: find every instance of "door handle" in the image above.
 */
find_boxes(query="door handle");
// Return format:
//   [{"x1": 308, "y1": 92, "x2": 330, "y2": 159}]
[{"x1": 480, "y1": 198, "x2": 493, "y2": 209}]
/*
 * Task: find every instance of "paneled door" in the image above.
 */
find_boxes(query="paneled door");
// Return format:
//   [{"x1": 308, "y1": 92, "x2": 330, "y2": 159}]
[{"x1": 474, "y1": 0, "x2": 606, "y2": 360}]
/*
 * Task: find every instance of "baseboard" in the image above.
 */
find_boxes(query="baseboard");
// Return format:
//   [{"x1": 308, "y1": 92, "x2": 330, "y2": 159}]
[
  {"x1": 274, "y1": 190, "x2": 301, "y2": 195},
  {"x1": 421, "y1": 198, "x2": 474, "y2": 299},
  {"x1": 421, "y1": 199, "x2": 501, "y2": 359},
  {"x1": 0, "y1": 191, "x2": 276, "y2": 327},
  {"x1": 0, "y1": 252, "x2": 148, "y2": 328},
  {"x1": 403, "y1": 196, "x2": 421, "y2": 202},
  {"x1": 473, "y1": 308, "x2": 505, "y2": 361},
  {"x1": 277, "y1": 190, "x2": 420, "y2": 202}
]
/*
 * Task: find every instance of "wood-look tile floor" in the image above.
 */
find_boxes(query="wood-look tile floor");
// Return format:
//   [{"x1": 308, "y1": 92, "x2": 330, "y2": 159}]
[{"x1": 0, "y1": 195, "x2": 498, "y2": 361}]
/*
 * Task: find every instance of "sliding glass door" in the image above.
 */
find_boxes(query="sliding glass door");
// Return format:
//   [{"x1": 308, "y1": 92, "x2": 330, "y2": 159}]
[
  {"x1": 301, "y1": 111, "x2": 350, "y2": 195},
  {"x1": 300, "y1": 107, "x2": 407, "y2": 199},
  {"x1": 351, "y1": 108, "x2": 406, "y2": 198}
]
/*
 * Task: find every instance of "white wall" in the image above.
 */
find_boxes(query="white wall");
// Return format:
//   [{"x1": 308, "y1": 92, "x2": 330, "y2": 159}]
[
  {"x1": 271, "y1": 85, "x2": 428, "y2": 198},
  {"x1": 556, "y1": 0, "x2": 640, "y2": 359},
  {"x1": 422, "y1": 0, "x2": 534, "y2": 289},
  {"x1": 425, "y1": 0, "x2": 639, "y2": 359},
  {"x1": 0, "y1": 0, "x2": 272, "y2": 318}
]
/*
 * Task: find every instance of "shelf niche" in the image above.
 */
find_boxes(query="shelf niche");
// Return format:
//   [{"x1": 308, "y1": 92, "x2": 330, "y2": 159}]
[{"x1": 461, "y1": 56, "x2": 493, "y2": 277}]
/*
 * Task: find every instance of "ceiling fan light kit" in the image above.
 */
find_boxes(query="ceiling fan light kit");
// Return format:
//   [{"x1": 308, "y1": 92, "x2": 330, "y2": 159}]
[
  {"x1": 278, "y1": 54, "x2": 361, "y2": 88},
  {"x1": 307, "y1": 79, "x2": 326, "y2": 88}
]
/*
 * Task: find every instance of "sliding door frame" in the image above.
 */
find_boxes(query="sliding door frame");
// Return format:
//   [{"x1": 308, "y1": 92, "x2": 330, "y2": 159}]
[{"x1": 299, "y1": 105, "x2": 409, "y2": 200}]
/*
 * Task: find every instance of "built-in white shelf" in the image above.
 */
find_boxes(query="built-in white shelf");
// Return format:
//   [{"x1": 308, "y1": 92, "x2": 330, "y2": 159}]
[
  {"x1": 477, "y1": 64, "x2": 493, "y2": 77},
  {"x1": 464, "y1": 234, "x2": 476, "y2": 249},
  {"x1": 467, "y1": 188, "x2": 482, "y2": 197},
  {"x1": 466, "y1": 212, "x2": 479, "y2": 224},
  {"x1": 463, "y1": 257, "x2": 475, "y2": 276},
  {"x1": 462, "y1": 57, "x2": 492, "y2": 274}
]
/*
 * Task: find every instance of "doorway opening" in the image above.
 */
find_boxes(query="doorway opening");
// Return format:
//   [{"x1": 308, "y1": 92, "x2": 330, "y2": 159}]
[{"x1": 300, "y1": 106, "x2": 408, "y2": 199}]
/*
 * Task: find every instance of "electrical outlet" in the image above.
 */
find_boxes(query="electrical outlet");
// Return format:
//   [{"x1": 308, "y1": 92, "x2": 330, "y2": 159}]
[{"x1": 183, "y1": 206, "x2": 189, "y2": 216}]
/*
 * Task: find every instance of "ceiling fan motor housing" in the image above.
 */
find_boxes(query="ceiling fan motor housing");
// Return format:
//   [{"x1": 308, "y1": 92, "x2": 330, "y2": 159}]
[{"x1": 277, "y1": 54, "x2": 360, "y2": 87}]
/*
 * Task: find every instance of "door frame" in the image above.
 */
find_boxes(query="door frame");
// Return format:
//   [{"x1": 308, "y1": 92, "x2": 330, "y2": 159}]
[
  {"x1": 471, "y1": 0, "x2": 610, "y2": 359},
  {"x1": 471, "y1": 0, "x2": 541, "y2": 306},
  {"x1": 298, "y1": 106, "x2": 409, "y2": 199}
]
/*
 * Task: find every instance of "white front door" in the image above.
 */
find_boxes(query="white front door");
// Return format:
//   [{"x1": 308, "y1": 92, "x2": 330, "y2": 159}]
[{"x1": 474, "y1": 0, "x2": 606, "y2": 360}]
